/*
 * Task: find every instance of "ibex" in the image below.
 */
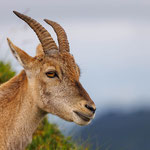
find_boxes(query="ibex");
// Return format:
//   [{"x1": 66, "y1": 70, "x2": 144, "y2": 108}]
[{"x1": 0, "y1": 11, "x2": 96, "y2": 150}]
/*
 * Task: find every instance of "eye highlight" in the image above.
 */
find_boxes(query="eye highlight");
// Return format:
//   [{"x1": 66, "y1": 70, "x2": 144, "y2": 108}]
[{"x1": 46, "y1": 71, "x2": 57, "y2": 78}]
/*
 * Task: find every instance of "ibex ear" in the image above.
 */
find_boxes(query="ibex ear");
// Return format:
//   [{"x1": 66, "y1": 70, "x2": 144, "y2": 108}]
[
  {"x1": 36, "y1": 44, "x2": 44, "y2": 56},
  {"x1": 7, "y1": 38, "x2": 34, "y2": 69}
]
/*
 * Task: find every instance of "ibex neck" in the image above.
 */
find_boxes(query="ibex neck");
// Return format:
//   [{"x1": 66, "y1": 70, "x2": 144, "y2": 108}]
[{"x1": 0, "y1": 70, "x2": 46, "y2": 150}]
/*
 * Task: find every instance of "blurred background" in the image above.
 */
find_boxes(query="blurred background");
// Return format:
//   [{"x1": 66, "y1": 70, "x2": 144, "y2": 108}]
[{"x1": 0, "y1": 0, "x2": 150, "y2": 149}]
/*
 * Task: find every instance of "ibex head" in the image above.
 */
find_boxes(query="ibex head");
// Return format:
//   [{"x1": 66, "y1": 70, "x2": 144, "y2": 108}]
[{"x1": 7, "y1": 11, "x2": 96, "y2": 126}]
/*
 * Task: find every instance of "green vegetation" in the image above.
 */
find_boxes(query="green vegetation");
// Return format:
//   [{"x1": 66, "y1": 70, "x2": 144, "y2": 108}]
[
  {"x1": 0, "y1": 61, "x2": 89, "y2": 150},
  {"x1": 0, "y1": 61, "x2": 15, "y2": 84},
  {"x1": 26, "y1": 118, "x2": 88, "y2": 150}
]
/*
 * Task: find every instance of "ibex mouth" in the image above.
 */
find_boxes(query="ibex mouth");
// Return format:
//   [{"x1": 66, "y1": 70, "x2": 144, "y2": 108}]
[{"x1": 74, "y1": 111, "x2": 91, "y2": 122}]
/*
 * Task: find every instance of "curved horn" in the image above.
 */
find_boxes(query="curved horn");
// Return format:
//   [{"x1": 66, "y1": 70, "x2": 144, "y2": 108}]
[
  {"x1": 13, "y1": 11, "x2": 58, "y2": 54},
  {"x1": 44, "y1": 19, "x2": 70, "y2": 52}
]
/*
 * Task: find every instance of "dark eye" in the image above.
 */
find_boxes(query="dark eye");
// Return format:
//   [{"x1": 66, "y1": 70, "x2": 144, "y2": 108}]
[{"x1": 46, "y1": 71, "x2": 57, "y2": 78}]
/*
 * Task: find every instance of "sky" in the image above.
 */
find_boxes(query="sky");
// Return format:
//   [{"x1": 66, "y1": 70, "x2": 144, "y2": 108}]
[{"x1": 0, "y1": 0, "x2": 150, "y2": 115}]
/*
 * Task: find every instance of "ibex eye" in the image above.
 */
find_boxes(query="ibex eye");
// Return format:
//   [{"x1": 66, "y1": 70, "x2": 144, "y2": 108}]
[{"x1": 46, "y1": 71, "x2": 57, "y2": 78}]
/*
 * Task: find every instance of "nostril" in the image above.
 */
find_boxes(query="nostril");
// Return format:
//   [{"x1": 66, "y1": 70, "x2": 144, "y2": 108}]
[{"x1": 85, "y1": 104, "x2": 96, "y2": 114}]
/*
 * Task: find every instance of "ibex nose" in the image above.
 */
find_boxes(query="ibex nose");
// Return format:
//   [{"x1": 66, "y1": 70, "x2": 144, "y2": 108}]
[{"x1": 85, "y1": 104, "x2": 96, "y2": 114}]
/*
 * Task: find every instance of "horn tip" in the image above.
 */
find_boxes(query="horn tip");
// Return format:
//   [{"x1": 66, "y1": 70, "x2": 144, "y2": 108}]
[
  {"x1": 44, "y1": 19, "x2": 53, "y2": 24},
  {"x1": 44, "y1": 19, "x2": 49, "y2": 23},
  {"x1": 13, "y1": 10, "x2": 18, "y2": 15},
  {"x1": 13, "y1": 10, "x2": 22, "y2": 18}
]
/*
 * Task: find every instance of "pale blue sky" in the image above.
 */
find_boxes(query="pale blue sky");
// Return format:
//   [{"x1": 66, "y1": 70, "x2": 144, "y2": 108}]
[{"x1": 0, "y1": 0, "x2": 150, "y2": 113}]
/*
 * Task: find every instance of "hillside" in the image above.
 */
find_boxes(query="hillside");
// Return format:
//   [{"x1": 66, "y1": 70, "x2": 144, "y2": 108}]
[{"x1": 74, "y1": 109, "x2": 150, "y2": 150}]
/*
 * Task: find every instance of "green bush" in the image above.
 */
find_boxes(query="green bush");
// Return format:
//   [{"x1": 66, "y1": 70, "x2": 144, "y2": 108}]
[
  {"x1": 0, "y1": 61, "x2": 15, "y2": 84},
  {"x1": 26, "y1": 117, "x2": 83, "y2": 150},
  {"x1": 0, "y1": 61, "x2": 89, "y2": 150}
]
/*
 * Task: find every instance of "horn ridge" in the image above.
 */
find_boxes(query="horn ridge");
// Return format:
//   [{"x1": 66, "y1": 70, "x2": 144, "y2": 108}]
[
  {"x1": 13, "y1": 11, "x2": 58, "y2": 54},
  {"x1": 44, "y1": 19, "x2": 70, "y2": 52}
]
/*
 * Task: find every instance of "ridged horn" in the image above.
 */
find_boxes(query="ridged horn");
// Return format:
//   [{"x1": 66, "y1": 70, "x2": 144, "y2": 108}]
[
  {"x1": 13, "y1": 11, "x2": 58, "y2": 54},
  {"x1": 44, "y1": 19, "x2": 70, "y2": 52}
]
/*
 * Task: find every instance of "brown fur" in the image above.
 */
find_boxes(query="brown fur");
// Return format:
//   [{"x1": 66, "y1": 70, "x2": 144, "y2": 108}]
[{"x1": 0, "y1": 71, "x2": 46, "y2": 149}]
